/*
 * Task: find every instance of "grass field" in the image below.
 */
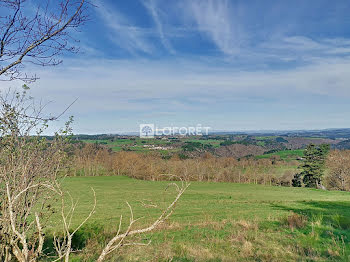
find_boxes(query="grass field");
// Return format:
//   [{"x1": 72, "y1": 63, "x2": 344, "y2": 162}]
[
  {"x1": 254, "y1": 136, "x2": 277, "y2": 140},
  {"x1": 46, "y1": 176, "x2": 350, "y2": 261},
  {"x1": 256, "y1": 149, "x2": 304, "y2": 161},
  {"x1": 186, "y1": 139, "x2": 224, "y2": 148}
]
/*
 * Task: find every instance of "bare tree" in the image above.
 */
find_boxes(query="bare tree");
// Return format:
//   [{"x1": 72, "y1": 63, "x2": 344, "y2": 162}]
[
  {"x1": 0, "y1": 88, "x2": 73, "y2": 262},
  {"x1": 326, "y1": 150, "x2": 350, "y2": 191},
  {"x1": 52, "y1": 185, "x2": 96, "y2": 262},
  {"x1": 0, "y1": 0, "x2": 89, "y2": 82},
  {"x1": 0, "y1": 1, "x2": 91, "y2": 258}
]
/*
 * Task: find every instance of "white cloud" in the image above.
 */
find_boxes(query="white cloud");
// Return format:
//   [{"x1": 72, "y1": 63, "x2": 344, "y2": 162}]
[
  {"x1": 143, "y1": 0, "x2": 176, "y2": 54},
  {"x1": 188, "y1": 0, "x2": 246, "y2": 55},
  {"x1": 19, "y1": 56, "x2": 350, "y2": 110},
  {"x1": 94, "y1": 0, "x2": 154, "y2": 54},
  {"x1": 326, "y1": 47, "x2": 350, "y2": 54},
  {"x1": 2, "y1": 54, "x2": 350, "y2": 132},
  {"x1": 256, "y1": 36, "x2": 350, "y2": 63},
  {"x1": 93, "y1": 1, "x2": 350, "y2": 61},
  {"x1": 264, "y1": 36, "x2": 326, "y2": 51}
]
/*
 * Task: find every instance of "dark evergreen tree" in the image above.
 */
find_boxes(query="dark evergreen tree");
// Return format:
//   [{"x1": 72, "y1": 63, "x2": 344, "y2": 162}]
[
  {"x1": 293, "y1": 144, "x2": 330, "y2": 188},
  {"x1": 292, "y1": 173, "x2": 302, "y2": 187}
]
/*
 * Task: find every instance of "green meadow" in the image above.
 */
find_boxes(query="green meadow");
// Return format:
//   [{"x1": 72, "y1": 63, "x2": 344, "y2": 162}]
[
  {"x1": 47, "y1": 176, "x2": 350, "y2": 261},
  {"x1": 256, "y1": 149, "x2": 305, "y2": 161}
]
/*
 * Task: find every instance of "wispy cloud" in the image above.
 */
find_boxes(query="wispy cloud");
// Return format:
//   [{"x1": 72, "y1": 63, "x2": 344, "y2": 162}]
[
  {"x1": 187, "y1": 0, "x2": 246, "y2": 55},
  {"x1": 258, "y1": 36, "x2": 350, "y2": 63},
  {"x1": 94, "y1": 0, "x2": 154, "y2": 54},
  {"x1": 15, "y1": 54, "x2": 350, "y2": 132},
  {"x1": 179, "y1": 0, "x2": 350, "y2": 61},
  {"x1": 143, "y1": 0, "x2": 176, "y2": 54},
  {"x1": 94, "y1": 1, "x2": 350, "y2": 61},
  {"x1": 3, "y1": 0, "x2": 350, "y2": 133},
  {"x1": 267, "y1": 36, "x2": 325, "y2": 51}
]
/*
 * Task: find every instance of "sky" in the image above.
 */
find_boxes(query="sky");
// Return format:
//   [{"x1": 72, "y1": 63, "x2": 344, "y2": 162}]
[{"x1": 2, "y1": 0, "x2": 350, "y2": 134}]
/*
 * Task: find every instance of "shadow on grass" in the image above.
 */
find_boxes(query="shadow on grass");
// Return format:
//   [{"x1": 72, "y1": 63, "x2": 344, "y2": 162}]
[
  {"x1": 42, "y1": 222, "x2": 105, "y2": 257},
  {"x1": 264, "y1": 200, "x2": 350, "y2": 261},
  {"x1": 271, "y1": 200, "x2": 350, "y2": 228},
  {"x1": 270, "y1": 200, "x2": 350, "y2": 250}
]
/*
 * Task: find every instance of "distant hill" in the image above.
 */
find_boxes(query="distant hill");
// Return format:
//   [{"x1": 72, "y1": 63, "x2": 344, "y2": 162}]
[
  {"x1": 211, "y1": 128, "x2": 350, "y2": 140},
  {"x1": 215, "y1": 144, "x2": 266, "y2": 158},
  {"x1": 333, "y1": 139, "x2": 350, "y2": 150}
]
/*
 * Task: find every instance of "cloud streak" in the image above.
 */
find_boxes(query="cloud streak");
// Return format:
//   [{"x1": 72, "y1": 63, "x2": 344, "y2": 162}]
[
  {"x1": 11, "y1": 53, "x2": 348, "y2": 133},
  {"x1": 143, "y1": 0, "x2": 176, "y2": 54},
  {"x1": 188, "y1": 0, "x2": 246, "y2": 55},
  {"x1": 94, "y1": 0, "x2": 154, "y2": 54}
]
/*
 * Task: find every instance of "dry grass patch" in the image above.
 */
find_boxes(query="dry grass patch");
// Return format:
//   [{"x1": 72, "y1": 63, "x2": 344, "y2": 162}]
[
  {"x1": 284, "y1": 212, "x2": 308, "y2": 231},
  {"x1": 236, "y1": 220, "x2": 259, "y2": 231}
]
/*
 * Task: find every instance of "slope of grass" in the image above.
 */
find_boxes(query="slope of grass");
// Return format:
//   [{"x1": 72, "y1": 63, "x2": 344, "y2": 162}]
[
  {"x1": 256, "y1": 149, "x2": 304, "y2": 160},
  {"x1": 185, "y1": 138, "x2": 224, "y2": 148},
  {"x1": 45, "y1": 176, "x2": 350, "y2": 261}
]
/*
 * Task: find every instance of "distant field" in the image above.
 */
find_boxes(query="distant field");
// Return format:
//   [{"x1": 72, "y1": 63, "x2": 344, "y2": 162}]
[
  {"x1": 186, "y1": 138, "x2": 224, "y2": 148},
  {"x1": 82, "y1": 137, "x2": 225, "y2": 153},
  {"x1": 254, "y1": 136, "x2": 277, "y2": 140},
  {"x1": 46, "y1": 176, "x2": 350, "y2": 261},
  {"x1": 256, "y1": 149, "x2": 304, "y2": 160},
  {"x1": 80, "y1": 136, "x2": 331, "y2": 164},
  {"x1": 82, "y1": 138, "x2": 173, "y2": 152}
]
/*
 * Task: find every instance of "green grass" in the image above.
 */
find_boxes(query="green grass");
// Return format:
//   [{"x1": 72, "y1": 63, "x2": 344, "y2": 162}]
[
  {"x1": 256, "y1": 141, "x2": 266, "y2": 147},
  {"x1": 45, "y1": 176, "x2": 350, "y2": 261},
  {"x1": 254, "y1": 136, "x2": 277, "y2": 140},
  {"x1": 256, "y1": 149, "x2": 305, "y2": 160},
  {"x1": 185, "y1": 138, "x2": 224, "y2": 148}
]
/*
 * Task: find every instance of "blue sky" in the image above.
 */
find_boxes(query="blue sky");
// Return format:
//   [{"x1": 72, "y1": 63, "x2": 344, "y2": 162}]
[{"x1": 3, "y1": 0, "x2": 350, "y2": 134}]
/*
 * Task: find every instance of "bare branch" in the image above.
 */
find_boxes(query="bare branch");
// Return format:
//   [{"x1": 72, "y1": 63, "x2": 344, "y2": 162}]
[
  {"x1": 0, "y1": 0, "x2": 91, "y2": 82},
  {"x1": 97, "y1": 181, "x2": 190, "y2": 262},
  {"x1": 53, "y1": 187, "x2": 96, "y2": 262}
]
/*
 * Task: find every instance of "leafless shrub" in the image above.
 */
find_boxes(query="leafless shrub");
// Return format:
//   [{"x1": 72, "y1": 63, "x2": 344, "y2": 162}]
[
  {"x1": 49, "y1": 185, "x2": 96, "y2": 262},
  {"x1": 279, "y1": 170, "x2": 295, "y2": 187},
  {"x1": 0, "y1": 88, "x2": 73, "y2": 262},
  {"x1": 73, "y1": 143, "x2": 114, "y2": 176},
  {"x1": 325, "y1": 150, "x2": 350, "y2": 191},
  {"x1": 73, "y1": 148, "x2": 298, "y2": 185}
]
